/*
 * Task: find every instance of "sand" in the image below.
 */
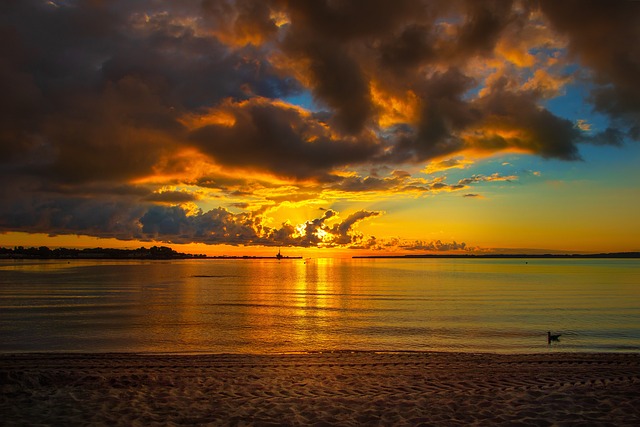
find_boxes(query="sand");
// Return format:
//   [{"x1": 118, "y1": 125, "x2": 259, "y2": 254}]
[{"x1": 1, "y1": 352, "x2": 639, "y2": 426}]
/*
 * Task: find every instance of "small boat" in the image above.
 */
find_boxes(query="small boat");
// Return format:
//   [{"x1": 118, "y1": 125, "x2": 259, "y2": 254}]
[{"x1": 274, "y1": 248, "x2": 302, "y2": 260}]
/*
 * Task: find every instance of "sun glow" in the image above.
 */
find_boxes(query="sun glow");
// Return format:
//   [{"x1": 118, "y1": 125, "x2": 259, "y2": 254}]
[{"x1": 315, "y1": 227, "x2": 331, "y2": 243}]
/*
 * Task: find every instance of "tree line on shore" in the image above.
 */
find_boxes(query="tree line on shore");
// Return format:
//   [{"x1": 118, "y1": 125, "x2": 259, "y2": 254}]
[{"x1": 0, "y1": 246, "x2": 206, "y2": 259}]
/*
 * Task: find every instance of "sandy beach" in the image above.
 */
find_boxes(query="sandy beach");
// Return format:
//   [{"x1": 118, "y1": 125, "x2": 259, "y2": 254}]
[{"x1": 1, "y1": 352, "x2": 639, "y2": 426}]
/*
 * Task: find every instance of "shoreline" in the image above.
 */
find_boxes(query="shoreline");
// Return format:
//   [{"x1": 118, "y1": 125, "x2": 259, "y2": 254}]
[
  {"x1": 353, "y1": 252, "x2": 640, "y2": 259},
  {"x1": 3, "y1": 351, "x2": 639, "y2": 425}
]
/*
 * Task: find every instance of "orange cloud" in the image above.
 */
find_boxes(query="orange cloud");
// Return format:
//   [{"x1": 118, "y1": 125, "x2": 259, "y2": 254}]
[
  {"x1": 179, "y1": 109, "x2": 237, "y2": 129},
  {"x1": 575, "y1": 119, "x2": 592, "y2": 132},
  {"x1": 370, "y1": 82, "x2": 420, "y2": 128},
  {"x1": 522, "y1": 69, "x2": 571, "y2": 98},
  {"x1": 422, "y1": 157, "x2": 474, "y2": 174}
]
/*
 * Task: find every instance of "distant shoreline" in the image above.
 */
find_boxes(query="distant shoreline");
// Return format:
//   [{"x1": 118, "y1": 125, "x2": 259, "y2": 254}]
[
  {"x1": 205, "y1": 255, "x2": 303, "y2": 260},
  {"x1": 2, "y1": 245, "x2": 637, "y2": 260},
  {"x1": 353, "y1": 252, "x2": 640, "y2": 259},
  {"x1": 0, "y1": 246, "x2": 302, "y2": 260}
]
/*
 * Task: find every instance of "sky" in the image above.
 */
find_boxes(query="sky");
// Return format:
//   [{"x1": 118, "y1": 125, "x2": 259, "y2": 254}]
[{"x1": 0, "y1": 0, "x2": 639, "y2": 256}]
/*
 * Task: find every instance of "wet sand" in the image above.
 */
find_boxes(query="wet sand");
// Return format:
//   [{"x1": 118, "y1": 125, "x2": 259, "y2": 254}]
[{"x1": 2, "y1": 352, "x2": 639, "y2": 426}]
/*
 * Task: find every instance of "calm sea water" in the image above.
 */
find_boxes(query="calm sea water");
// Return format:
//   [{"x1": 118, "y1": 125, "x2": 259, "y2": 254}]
[{"x1": 0, "y1": 258, "x2": 638, "y2": 354}]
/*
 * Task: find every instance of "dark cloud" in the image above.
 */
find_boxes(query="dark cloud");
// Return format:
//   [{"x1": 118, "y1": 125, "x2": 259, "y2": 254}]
[
  {"x1": 382, "y1": 68, "x2": 480, "y2": 163},
  {"x1": 143, "y1": 191, "x2": 199, "y2": 204},
  {"x1": 0, "y1": 0, "x2": 299, "y2": 185},
  {"x1": 430, "y1": 181, "x2": 463, "y2": 191},
  {"x1": 301, "y1": 40, "x2": 373, "y2": 134},
  {"x1": 329, "y1": 210, "x2": 380, "y2": 245},
  {"x1": 328, "y1": 170, "x2": 516, "y2": 195},
  {"x1": 279, "y1": 0, "x2": 435, "y2": 134},
  {"x1": 40, "y1": 76, "x2": 185, "y2": 184},
  {"x1": 0, "y1": 186, "x2": 381, "y2": 248},
  {"x1": 456, "y1": 0, "x2": 514, "y2": 57},
  {"x1": 471, "y1": 85, "x2": 583, "y2": 160},
  {"x1": 540, "y1": 0, "x2": 640, "y2": 140},
  {"x1": 587, "y1": 128, "x2": 625, "y2": 147},
  {"x1": 189, "y1": 98, "x2": 380, "y2": 181},
  {"x1": 0, "y1": 194, "x2": 146, "y2": 240},
  {"x1": 333, "y1": 176, "x2": 390, "y2": 193},
  {"x1": 283, "y1": 0, "x2": 425, "y2": 41},
  {"x1": 359, "y1": 237, "x2": 469, "y2": 252},
  {"x1": 140, "y1": 206, "x2": 266, "y2": 244},
  {"x1": 201, "y1": 0, "x2": 279, "y2": 45},
  {"x1": 401, "y1": 240, "x2": 467, "y2": 252},
  {"x1": 382, "y1": 71, "x2": 590, "y2": 163},
  {"x1": 379, "y1": 24, "x2": 437, "y2": 71}
]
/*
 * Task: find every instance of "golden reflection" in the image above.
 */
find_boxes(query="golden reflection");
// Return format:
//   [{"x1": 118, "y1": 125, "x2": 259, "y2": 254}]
[
  {"x1": 238, "y1": 259, "x2": 368, "y2": 351},
  {"x1": 288, "y1": 258, "x2": 377, "y2": 350},
  {"x1": 163, "y1": 260, "x2": 640, "y2": 353},
  {"x1": 171, "y1": 263, "x2": 206, "y2": 350},
  {"x1": 290, "y1": 259, "x2": 330, "y2": 346},
  {"x1": 130, "y1": 263, "x2": 192, "y2": 352}
]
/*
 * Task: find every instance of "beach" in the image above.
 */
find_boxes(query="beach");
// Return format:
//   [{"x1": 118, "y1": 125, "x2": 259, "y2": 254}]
[{"x1": 2, "y1": 352, "x2": 639, "y2": 426}]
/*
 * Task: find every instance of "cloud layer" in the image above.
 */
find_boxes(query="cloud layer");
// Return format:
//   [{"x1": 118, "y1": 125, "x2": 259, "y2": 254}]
[{"x1": 1, "y1": 0, "x2": 638, "y2": 249}]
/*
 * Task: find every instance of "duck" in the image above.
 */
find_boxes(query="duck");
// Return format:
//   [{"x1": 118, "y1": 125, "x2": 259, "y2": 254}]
[{"x1": 547, "y1": 331, "x2": 561, "y2": 344}]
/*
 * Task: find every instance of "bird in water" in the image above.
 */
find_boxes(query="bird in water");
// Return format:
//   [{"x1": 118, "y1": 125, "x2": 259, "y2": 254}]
[{"x1": 547, "y1": 331, "x2": 561, "y2": 344}]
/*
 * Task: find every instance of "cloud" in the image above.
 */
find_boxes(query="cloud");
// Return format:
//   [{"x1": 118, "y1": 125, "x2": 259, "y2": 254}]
[
  {"x1": 0, "y1": 192, "x2": 147, "y2": 240},
  {"x1": 140, "y1": 205, "x2": 267, "y2": 244},
  {"x1": 575, "y1": 119, "x2": 592, "y2": 133},
  {"x1": 188, "y1": 97, "x2": 380, "y2": 181},
  {"x1": 467, "y1": 83, "x2": 583, "y2": 160},
  {"x1": 327, "y1": 169, "x2": 517, "y2": 196},
  {"x1": 422, "y1": 157, "x2": 474, "y2": 174},
  {"x1": 0, "y1": 183, "x2": 383, "y2": 248},
  {"x1": 143, "y1": 190, "x2": 199, "y2": 204},
  {"x1": 3, "y1": 1, "x2": 627, "y2": 183},
  {"x1": 140, "y1": 205, "x2": 382, "y2": 248},
  {"x1": 456, "y1": 173, "x2": 517, "y2": 186},
  {"x1": 587, "y1": 128, "x2": 625, "y2": 147},
  {"x1": 522, "y1": 69, "x2": 571, "y2": 98},
  {"x1": 0, "y1": 0, "x2": 300, "y2": 186},
  {"x1": 381, "y1": 68, "x2": 480, "y2": 163},
  {"x1": 329, "y1": 210, "x2": 381, "y2": 245},
  {"x1": 540, "y1": 0, "x2": 640, "y2": 140},
  {"x1": 454, "y1": 0, "x2": 515, "y2": 58},
  {"x1": 367, "y1": 237, "x2": 469, "y2": 252},
  {"x1": 0, "y1": 1, "x2": 635, "y2": 249},
  {"x1": 401, "y1": 240, "x2": 468, "y2": 252}
]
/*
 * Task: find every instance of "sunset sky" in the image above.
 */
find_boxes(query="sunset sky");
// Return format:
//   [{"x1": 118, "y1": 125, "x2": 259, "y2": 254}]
[{"x1": 1, "y1": 0, "x2": 639, "y2": 256}]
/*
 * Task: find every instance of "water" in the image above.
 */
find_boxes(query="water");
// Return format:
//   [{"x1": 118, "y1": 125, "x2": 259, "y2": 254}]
[{"x1": 1, "y1": 258, "x2": 638, "y2": 354}]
